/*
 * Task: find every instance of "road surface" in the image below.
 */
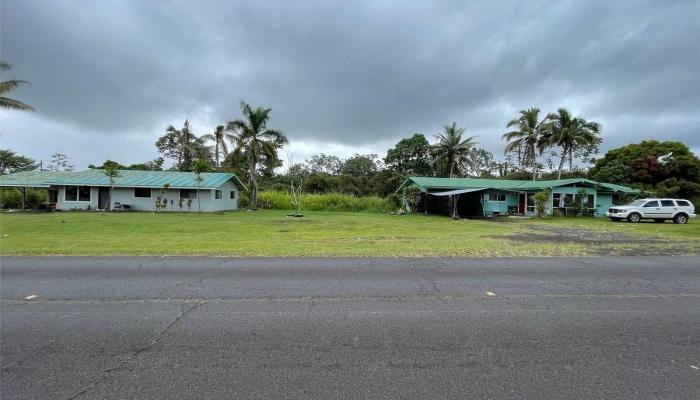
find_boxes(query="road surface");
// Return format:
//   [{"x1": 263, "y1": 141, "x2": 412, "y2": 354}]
[{"x1": 1, "y1": 257, "x2": 699, "y2": 399}]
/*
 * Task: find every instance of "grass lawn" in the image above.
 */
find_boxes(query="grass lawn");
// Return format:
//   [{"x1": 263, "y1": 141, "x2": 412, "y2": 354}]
[{"x1": 1, "y1": 210, "x2": 698, "y2": 257}]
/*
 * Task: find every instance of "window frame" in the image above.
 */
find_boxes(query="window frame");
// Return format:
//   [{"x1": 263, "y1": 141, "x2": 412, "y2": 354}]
[
  {"x1": 64, "y1": 186, "x2": 91, "y2": 202},
  {"x1": 230, "y1": 190, "x2": 236, "y2": 199},
  {"x1": 660, "y1": 200, "x2": 675, "y2": 207},
  {"x1": 487, "y1": 193, "x2": 506, "y2": 202},
  {"x1": 215, "y1": 190, "x2": 222, "y2": 200},
  {"x1": 179, "y1": 189, "x2": 197, "y2": 200},
  {"x1": 133, "y1": 187, "x2": 152, "y2": 198}
]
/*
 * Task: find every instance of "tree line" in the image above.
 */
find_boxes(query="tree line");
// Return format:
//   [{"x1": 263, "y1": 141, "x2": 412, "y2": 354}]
[{"x1": 2, "y1": 59, "x2": 699, "y2": 208}]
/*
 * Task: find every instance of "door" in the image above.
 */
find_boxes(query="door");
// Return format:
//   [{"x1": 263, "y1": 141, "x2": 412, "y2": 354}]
[
  {"x1": 518, "y1": 193, "x2": 526, "y2": 214},
  {"x1": 641, "y1": 200, "x2": 660, "y2": 218},
  {"x1": 659, "y1": 199, "x2": 677, "y2": 218},
  {"x1": 98, "y1": 187, "x2": 110, "y2": 210}
]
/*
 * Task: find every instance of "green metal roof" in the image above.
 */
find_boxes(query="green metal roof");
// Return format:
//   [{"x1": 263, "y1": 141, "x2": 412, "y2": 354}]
[
  {"x1": 396, "y1": 177, "x2": 638, "y2": 194},
  {"x1": 0, "y1": 169, "x2": 247, "y2": 190}
]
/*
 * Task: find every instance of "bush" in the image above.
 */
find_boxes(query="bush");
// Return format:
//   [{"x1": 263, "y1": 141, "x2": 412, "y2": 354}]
[
  {"x1": 256, "y1": 190, "x2": 392, "y2": 213},
  {"x1": 0, "y1": 188, "x2": 46, "y2": 209},
  {"x1": 238, "y1": 191, "x2": 250, "y2": 209}
]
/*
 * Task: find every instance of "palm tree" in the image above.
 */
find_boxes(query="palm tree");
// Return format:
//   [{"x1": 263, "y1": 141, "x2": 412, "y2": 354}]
[
  {"x1": 547, "y1": 108, "x2": 601, "y2": 179},
  {"x1": 0, "y1": 61, "x2": 34, "y2": 111},
  {"x1": 227, "y1": 101, "x2": 288, "y2": 209},
  {"x1": 192, "y1": 159, "x2": 210, "y2": 212},
  {"x1": 201, "y1": 125, "x2": 233, "y2": 168},
  {"x1": 502, "y1": 108, "x2": 551, "y2": 180},
  {"x1": 432, "y1": 123, "x2": 478, "y2": 178},
  {"x1": 164, "y1": 120, "x2": 197, "y2": 170}
]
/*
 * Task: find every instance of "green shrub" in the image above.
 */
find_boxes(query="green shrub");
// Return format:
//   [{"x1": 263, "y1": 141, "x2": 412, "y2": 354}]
[
  {"x1": 0, "y1": 188, "x2": 46, "y2": 209},
  {"x1": 256, "y1": 190, "x2": 392, "y2": 213},
  {"x1": 238, "y1": 191, "x2": 250, "y2": 209}
]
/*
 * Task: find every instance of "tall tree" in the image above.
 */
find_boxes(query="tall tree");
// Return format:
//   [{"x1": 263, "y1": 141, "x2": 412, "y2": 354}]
[
  {"x1": 155, "y1": 120, "x2": 211, "y2": 171},
  {"x1": 305, "y1": 153, "x2": 343, "y2": 175},
  {"x1": 48, "y1": 153, "x2": 74, "y2": 171},
  {"x1": 341, "y1": 154, "x2": 380, "y2": 176},
  {"x1": 0, "y1": 149, "x2": 37, "y2": 174},
  {"x1": 432, "y1": 123, "x2": 478, "y2": 177},
  {"x1": 502, "y1": 108, "x2": 550, "y2": 180},
  {"x1": 201, "y1": 125, "x2": 233, "y2": 168},
  {"x1": 0, "y1": 61, "x2": 34, "y2": 111},
  {"x1": 547, "y1": 108, "x2": 601, "y2": 179},
  {"x1": 227, "y1": 101, "x2": 288, "y2": 209},
  {"x1": 384, "y1": 133, "x2": 433, "y2": 176}
]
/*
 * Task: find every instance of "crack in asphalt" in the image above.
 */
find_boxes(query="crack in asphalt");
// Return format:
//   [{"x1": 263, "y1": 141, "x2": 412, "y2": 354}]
[{"x1": 65, "y1": 300, "x2": 207, "y2": 400}]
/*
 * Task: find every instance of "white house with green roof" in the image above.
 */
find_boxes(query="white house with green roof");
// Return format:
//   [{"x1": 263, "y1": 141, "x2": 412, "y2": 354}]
[
  {"x1": 396, "y1": 177, "x2": 639, "y2": 217},
  {"x1": 0, "y1": 169, "x2": 246, "y2": 212}
]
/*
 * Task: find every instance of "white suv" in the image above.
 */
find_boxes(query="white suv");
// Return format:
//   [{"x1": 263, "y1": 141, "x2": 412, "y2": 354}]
[{"x1": 607, "y1": 199, "x2": 696, "y2": 224}]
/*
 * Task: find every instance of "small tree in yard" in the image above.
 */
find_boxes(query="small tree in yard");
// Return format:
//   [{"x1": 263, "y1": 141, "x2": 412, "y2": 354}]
[
  {"x1": 178, "y1": 197, "x2": 184, "y2": 211},
  {"x1": 187, "y1": 199, "x2": 193, "y2": 211},
  {"x1": 531, "y1": 189, "x2": 550, "y2": 217},
  {"x1": 193, "y1": 159, "x2": 210, "y2": 212},
  {"x1": 403, "y1": 186, "x2": 422, "y2": 213},
  {"x1": 103, "y1": 165, "x2": 120, "y2": 211}
]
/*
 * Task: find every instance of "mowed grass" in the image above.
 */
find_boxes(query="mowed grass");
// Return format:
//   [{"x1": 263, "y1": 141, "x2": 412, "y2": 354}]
[{"x1": 0, "y1": 211, "x2": 698, "y2": 257}]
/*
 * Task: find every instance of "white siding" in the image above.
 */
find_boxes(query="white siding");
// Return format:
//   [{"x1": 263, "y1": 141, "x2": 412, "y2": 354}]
[{"x1": 55, "y1": 179, "x2": 240, "y2": 212}]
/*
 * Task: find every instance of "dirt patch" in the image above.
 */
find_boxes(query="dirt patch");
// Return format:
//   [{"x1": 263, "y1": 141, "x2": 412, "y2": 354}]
[{"x1": 496, "y1": 224, "x2": 700, "y2": 256}]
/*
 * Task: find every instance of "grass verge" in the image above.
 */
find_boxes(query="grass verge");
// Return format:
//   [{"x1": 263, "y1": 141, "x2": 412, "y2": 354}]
[{"x1": 0, "y1": 211, "x2": 698, "y2": 257}]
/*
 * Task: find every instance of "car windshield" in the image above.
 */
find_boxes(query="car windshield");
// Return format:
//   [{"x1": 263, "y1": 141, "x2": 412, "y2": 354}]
[{"x1": 625, "y1": 200, "x2": 646, "y2": 206}]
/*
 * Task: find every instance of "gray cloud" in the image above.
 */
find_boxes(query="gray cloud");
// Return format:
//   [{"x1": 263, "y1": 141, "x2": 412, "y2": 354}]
[{"x1": 1, "y1": 0, "x2": 699, "y2": 168}]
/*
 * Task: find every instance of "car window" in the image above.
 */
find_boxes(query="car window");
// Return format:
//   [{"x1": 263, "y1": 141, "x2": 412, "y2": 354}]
[
  {"x1": 643, "y1": 201, "x2": 659, "y2": 207},
  {"x1": 661, "y1": 200, "x2": 675, "y2": 207},
  {"x1": 676, "y1": 200, "x2": 691, "y2": 207}
]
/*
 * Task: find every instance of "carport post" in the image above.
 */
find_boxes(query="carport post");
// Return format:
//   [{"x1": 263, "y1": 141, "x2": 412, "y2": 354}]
[
  {"x1": 21, "y1": 187, "x2": 26, "y2": 211},
  {"x1": 452, "y1": 194, "x2": 460, "y2": 219}
]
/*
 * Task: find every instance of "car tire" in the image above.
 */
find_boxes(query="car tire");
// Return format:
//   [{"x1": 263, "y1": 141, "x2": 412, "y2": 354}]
[
  {"x1": 627, "y1": 212, "x2": 641, "y2": 223},
  {"x1": 610, "y1": 217, "x2": 622, "y2": 222},
  {"x1": 673, "y1": 213, "x2": 689, "y2": 224},
  {"x1": 654, "y1": 219, "x2": 665, "y2": 223}
]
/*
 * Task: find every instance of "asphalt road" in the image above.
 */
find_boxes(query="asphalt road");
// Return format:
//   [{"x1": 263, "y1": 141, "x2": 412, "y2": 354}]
[{"x1": 1, "y1": 256, "x2": 699, "y2": 399}]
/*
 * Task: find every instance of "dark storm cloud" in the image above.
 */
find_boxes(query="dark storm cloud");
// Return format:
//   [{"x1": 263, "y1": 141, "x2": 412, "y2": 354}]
[{"x1": 1, "y1": 0, "x2": 699, "y2": 167}]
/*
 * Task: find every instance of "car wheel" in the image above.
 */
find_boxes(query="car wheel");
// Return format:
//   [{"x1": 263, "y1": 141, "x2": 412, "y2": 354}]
[
  {"x1": 654, "y1": 219, "x2": 665, "y2": 223},
  {"x1": 610, "y1": 217, "x2": 621, "y2": 222},
  {"x1": 627, "y1": 212, "x2": 641, "y2": 223},
  {"x1": 673, "y1": 213, "x2": 688, "y2": 224}
]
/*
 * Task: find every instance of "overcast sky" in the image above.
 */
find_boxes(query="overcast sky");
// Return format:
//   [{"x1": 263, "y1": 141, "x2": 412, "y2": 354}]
[{"x1": 1, "y1": 0, "x2": 699, "y2": 170}]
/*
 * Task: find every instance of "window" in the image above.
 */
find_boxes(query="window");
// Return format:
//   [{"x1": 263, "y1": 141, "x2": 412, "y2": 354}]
[
  {"x1": 180, "y1": 189, "x2": 197, "y2": 199},
  {"x1": 230, "y1": 191, "x2": 236, "y2": 199},
  {"x1": 65, "y1": 186, "x2": 90, "y2": 202},
  {"x1": 488, "y1": 193, "x2": 506, "y2": 202},
  {"x1": 676, "y1": 200, "x2": 691, "y2": 207},
  {"x1": 643, "y1": 201, "x2": 659, "y2": 208},
  {"x1": 583, "y1": 194, "x2": 595, "y2": 208},
  {"x1": 563, "y1": 194, "x2": 575, "y2": 207},
  {"x1": 661, "y1": 200, "x2": 675, "y2": 207},
  {"x1": 526, "y1": 192, "x2": 535, "y2": 213},
  {"x1": 553, "y1": 193, "x2": 562, "y2": 208},
  {"x1": 134, "y1": 188, "x2": 151, "y2": 198},
  {"x1": 65, "y1": 186, "x2": 77, "y2": 201},
  {"x1": 215, "y1": 190, "x2": 222, "y2": 199}
]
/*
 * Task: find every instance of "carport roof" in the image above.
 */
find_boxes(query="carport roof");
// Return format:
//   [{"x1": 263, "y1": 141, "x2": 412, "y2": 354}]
[
  {"x1": 0, "y1": 169, "x2": 247, "y2": 190},
  {"x1": 396, "y1": 177, "x2": 638, "y2": 194}
]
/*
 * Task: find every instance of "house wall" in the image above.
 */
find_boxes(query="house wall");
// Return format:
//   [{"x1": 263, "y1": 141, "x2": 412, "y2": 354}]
[
  {"x1": 56, "y1": 180, "x2": 240, "y2": 211},
  {"x1": 482, "y1": 191, "x2": 519, "y2": 215},
  {"x1": 596, "y1": 193, "x2": 613, "y2": 216}
]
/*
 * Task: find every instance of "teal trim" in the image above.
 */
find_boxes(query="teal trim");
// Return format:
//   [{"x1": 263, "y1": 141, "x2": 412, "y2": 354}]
[{"x1": 396, "y1": 176, "x2": 638, "y2": 194}]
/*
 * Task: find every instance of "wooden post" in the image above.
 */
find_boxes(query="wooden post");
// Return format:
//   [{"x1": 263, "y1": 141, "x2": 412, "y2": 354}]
[
  {"x1": 424, "y1": 191, "x2": 428, "y2": 214},
  {"x1": 21, "y1": 187, "x2": 26, "y2": 211}
]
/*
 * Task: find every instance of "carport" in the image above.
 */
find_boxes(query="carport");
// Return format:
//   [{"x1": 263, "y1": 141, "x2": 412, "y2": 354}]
[{"x1": 429, "y1": 188, "x2": 486, "y2": 219}]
